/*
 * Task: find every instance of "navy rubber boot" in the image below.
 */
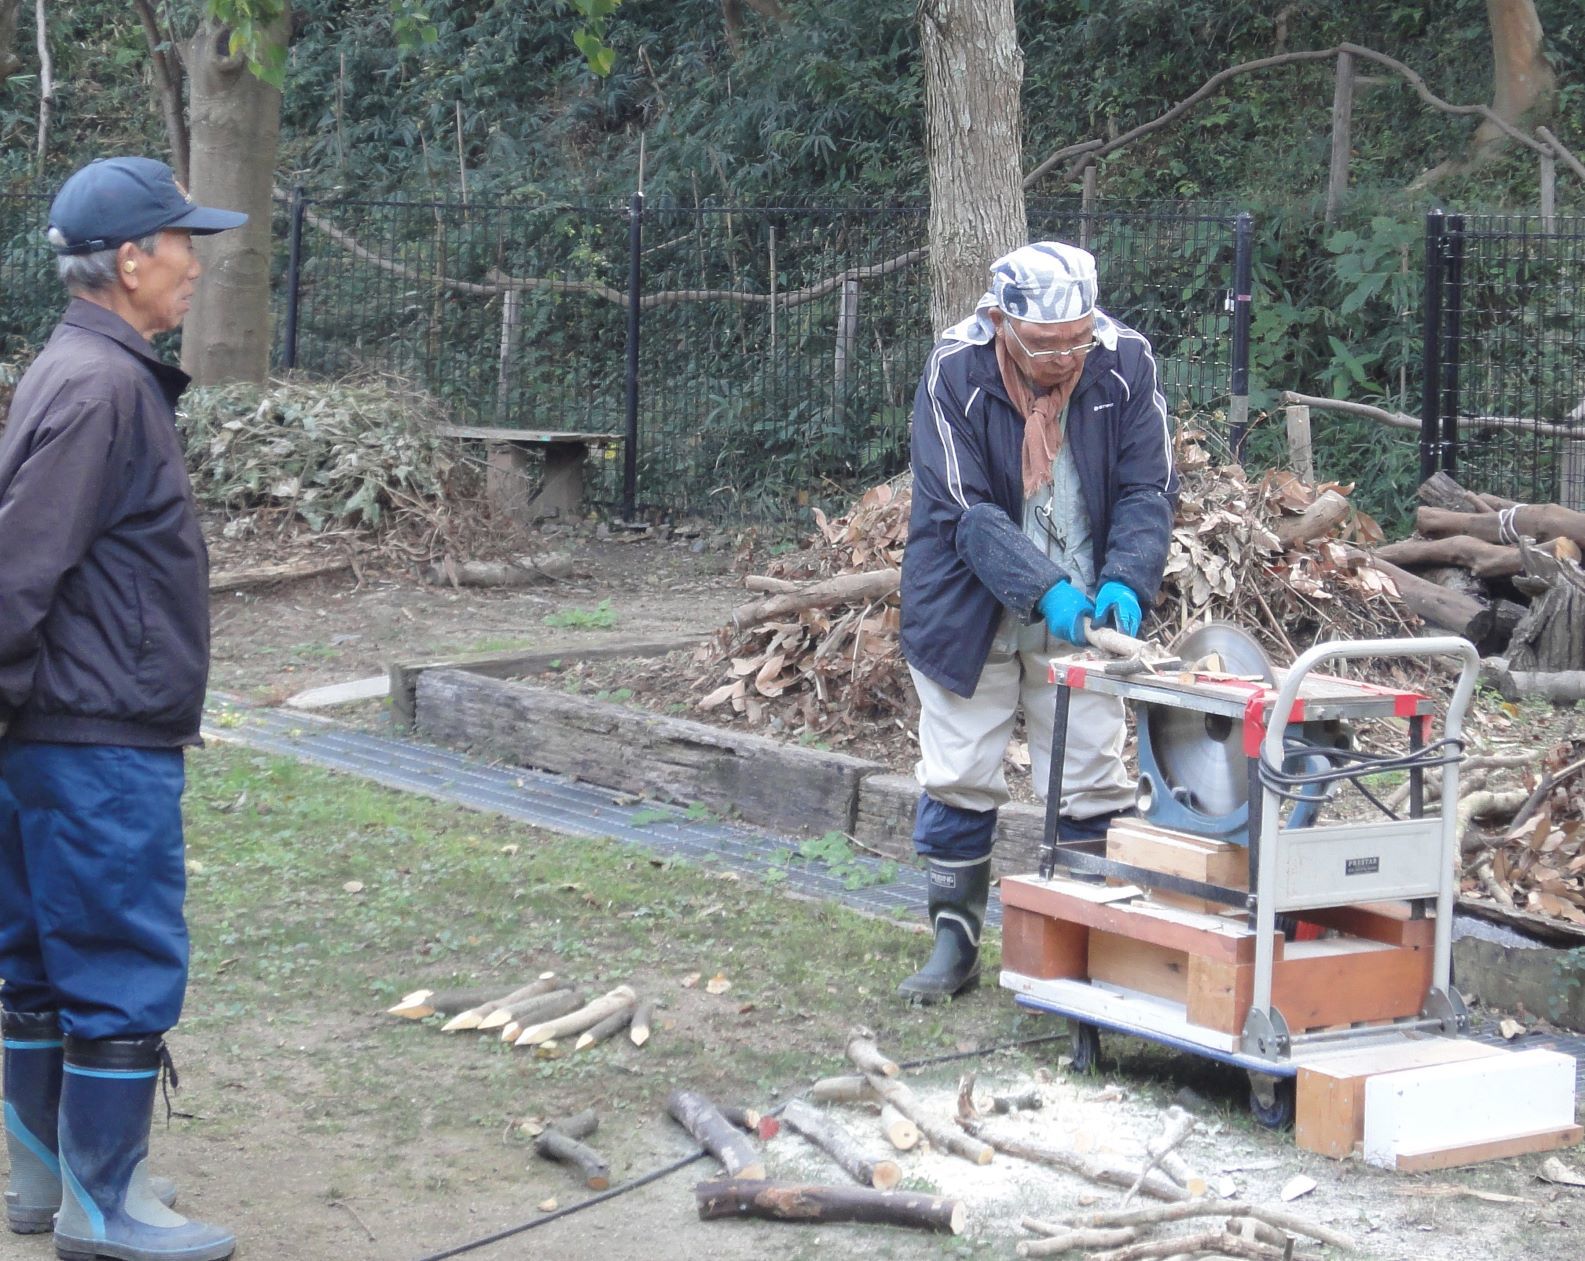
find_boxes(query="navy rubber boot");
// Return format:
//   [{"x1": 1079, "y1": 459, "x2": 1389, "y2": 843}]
[
  {"x1": 55, "y1": 1036, "x2": 233, "y2": 1261},
  {"x1": 897, "y1": 856, "x2": 992, "y2": 1004},
  {"x1": 3, "y1": 1013, "x2": 177, "y2": 1236},
  {"x1": 4, "y1": 1010, "x2": 65, "y2": 1234}
]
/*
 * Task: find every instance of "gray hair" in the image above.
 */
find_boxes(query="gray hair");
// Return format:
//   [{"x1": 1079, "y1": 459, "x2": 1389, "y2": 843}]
[{"x1": 48, "y1": 227, "x2": 161, "y2": 295}]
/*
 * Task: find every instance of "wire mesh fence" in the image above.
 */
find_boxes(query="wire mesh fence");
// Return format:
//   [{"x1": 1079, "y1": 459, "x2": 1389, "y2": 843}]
[{"x1": 1430, "y1": 212, "x2": 1585, "y2": 510}]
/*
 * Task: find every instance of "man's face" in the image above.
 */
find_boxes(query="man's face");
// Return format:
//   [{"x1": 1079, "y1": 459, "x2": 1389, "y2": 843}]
[
  {"x1": 996, "y1": 312, "x2": 1095, "y2": 389},
  {"x1": 125, "y1": 229, "x2": 201, "y2": 336}
]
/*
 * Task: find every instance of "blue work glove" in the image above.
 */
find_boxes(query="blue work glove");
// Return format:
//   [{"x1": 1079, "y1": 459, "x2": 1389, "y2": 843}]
[
  {"x1": 1037, "y1": 580, "x2": 1095, "y2": 647},
  {"x1": 1093, "y1": 580, "x2": 1142, "y2": 637}
]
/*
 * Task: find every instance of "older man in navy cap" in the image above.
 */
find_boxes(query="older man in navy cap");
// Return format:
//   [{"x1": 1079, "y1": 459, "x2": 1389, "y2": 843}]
[
  {"x1": 897, "y1": 241, "x2": 1179, "y2": 1003},
  {"x1": 0, "y1": 157, "x2": 245, "y2": 1260}
]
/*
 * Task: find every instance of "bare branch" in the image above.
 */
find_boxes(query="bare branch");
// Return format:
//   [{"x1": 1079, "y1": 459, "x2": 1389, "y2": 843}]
[
  {"x1": 132, "y1": 0, "x2": 189, "y2": 184},
  {"x1": 1281, "y1": 391, "x2": 1585, "y2": 440}
]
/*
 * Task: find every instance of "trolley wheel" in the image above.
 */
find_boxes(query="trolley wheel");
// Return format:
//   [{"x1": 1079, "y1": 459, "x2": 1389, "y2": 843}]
[
  {"x1": 1068, "y1": 1020, "x2": 1101, "y2": 1074},
  {"x1": 1247, "y1": 1073, "x2": 1295, "y2": 1130}
]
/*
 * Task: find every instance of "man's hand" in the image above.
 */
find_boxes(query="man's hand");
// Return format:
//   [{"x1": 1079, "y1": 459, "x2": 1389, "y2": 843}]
[
  {"x1": 1038, "y1": 580, "x2": 1094, "y2": 646},
  {"x1": 1093, "y1": 581, "x2": 1142, "y2": 637}
]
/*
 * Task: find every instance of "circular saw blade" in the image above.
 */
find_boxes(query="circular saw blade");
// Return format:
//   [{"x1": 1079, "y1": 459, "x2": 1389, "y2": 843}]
[{"x1": 1143, "y1": 623, "x2": 1276, "y2": 820}]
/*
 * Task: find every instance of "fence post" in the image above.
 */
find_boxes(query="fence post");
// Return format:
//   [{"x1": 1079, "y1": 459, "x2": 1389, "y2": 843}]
[
  {"x1": 1227, "y1": 211, "x2": 1253, "y2": 459},
  {"x1": 1420, "y1": 210, "x2": 1445, "y2": 484},
  {"x1": 1325, "y1": 49, "x2": 1355, "y2": 224},
  {"x1": 622, "y1": 190, "x2": 644, "y2": 522},
  {"x1": 1440, "y1": 213, "x2": 1465, "y2": 475},
  {"x1": 1540, "y1": 151, "x2": 1556, "y2": 232},
  {"x1": 495, "y1": 287, "x2": 520, "y2": 426},
  {"x1": 834, "y1": 276, "x2": 860, "y2": 410},
  {"x1": 281, "y1": 185, "x2": 307, "y2": 371}
]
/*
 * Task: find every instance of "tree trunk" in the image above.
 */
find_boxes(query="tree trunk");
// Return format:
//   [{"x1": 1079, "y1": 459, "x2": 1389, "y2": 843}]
[
  {"x1": 182, "y1": 11, "x2": 288, "y2": 386},
  {"x1": 919, "y1": 0, "x2": 1026, "y2": 337},
  {"x1": 132, "y1": 0, "x2": 189, "y2": 184},
  {"x1": 1504, "y1": 537, "x2": 1585, "y2": 672},
  {"x1": 0, "y1": 0, "x2": 21, "y2": 86},
  {"x1": 1476, "y1": 0, "x2": 1554, "y2": 150},
  {"x1": 695, "y1": 1180, "x2": 964, "y2": 1233}
]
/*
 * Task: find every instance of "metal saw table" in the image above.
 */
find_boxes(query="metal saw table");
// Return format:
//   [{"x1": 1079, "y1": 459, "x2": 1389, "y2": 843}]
[{"x1": 999, "y1": 636, "x2": 1482, "y2": 1126}]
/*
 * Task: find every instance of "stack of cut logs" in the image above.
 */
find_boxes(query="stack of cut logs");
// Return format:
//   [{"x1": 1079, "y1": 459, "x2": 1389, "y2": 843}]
[
  {"x1": 386, "y1": 974, "x2": 655, "y2": 1052},
  {"x1": 1371, "y1": 471, "x2": 1585, "y2": 694}
]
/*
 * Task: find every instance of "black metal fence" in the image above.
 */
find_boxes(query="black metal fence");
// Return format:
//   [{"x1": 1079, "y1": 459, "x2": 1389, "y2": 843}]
[
  {"x1": 271, "y1": 194, "x2": 1248, "y2": 519},
  {"x1": 1424, "y1": 210, "x2": 1585, "y2": 510}
]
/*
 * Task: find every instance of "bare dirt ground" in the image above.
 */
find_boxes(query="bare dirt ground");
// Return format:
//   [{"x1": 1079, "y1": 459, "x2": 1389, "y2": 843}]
[{"x1": 178, "y1": 523, "x2": 1585, "y2": 1261}]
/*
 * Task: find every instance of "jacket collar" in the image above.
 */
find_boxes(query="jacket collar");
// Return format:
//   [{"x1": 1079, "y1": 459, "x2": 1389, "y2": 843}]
[{"x1": 60, "y1": 297, "x2": 192, "y2": 404}]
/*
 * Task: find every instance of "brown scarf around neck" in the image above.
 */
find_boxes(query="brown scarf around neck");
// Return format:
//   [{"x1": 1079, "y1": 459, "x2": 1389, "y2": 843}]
[{"x1": 995, "y1": 334, "x2": 1081, "y2": 497}]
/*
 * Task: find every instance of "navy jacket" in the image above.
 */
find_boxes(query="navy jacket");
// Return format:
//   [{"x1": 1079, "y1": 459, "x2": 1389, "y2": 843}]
[
  {"x1": 0, "y1": 299, "x2": 209, "y2": 747},
  {"x1": 900, "y1": 314, "x2": 1178, "y2": 697}
]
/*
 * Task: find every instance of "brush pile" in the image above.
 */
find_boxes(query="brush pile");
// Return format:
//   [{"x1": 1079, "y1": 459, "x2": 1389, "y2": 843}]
[{"x1": 690, "y1": 425, "x2": 1417, "y2": 744}]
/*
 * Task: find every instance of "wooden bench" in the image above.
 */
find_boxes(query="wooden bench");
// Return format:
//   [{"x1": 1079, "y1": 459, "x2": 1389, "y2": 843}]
[{"x1": 439, "y1": 426, "x2": 623, "y2": 521}]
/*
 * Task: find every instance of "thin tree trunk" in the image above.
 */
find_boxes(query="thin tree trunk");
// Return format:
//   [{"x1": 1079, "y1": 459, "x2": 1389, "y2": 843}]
[
  {"x1": 182, "y1": 11, "x2": 288, "y2": 386},
  {"x1": 132, "y1": 0, "x2": 190, "y2": 184},
  {"x1": 919, "y1": 0, "x2": 1026, "y2": 337},
  {"x1": 33, "y1": 0, "x2": 50, "y2": 165},
  {"x1": 1476, "y1": 0, "x2": 1554, "y2": 150},
  {"x1": 0, "y1": 0, "x2": 23, "y2": 85}
]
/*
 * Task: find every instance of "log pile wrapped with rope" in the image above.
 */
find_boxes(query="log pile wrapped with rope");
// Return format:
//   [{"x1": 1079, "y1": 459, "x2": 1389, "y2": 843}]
[{"x1": 690, "y1": 425, "x2": 1421, "y2": 741}]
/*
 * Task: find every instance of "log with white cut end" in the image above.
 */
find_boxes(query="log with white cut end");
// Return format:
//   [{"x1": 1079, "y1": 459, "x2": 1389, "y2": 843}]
[
  {"x1": 441, "y1": 974, "x2": 558, "y2": 1031},
  {"x1": 844, "y1": 1029, "x2": 899, "y2": 1078},
  {"x1": 484, "y1": 987, "x2": 584, "y2": 1033},
  {"x1": 879, "y1": 1104, "x2": 918, "y2": 1151},
  {"x1": 809, "y1": 1074, "x2": 876, "y2": 1105},
  {"x1": 573, "y1": 1002, "x2": 636, "y2": 1051},
  {"x1": 859, "y1": 1074, "x2": 993, "y2": 1166},
  {"x1": 386, "y1": 987, "x2": 498, "y2": 1019},
  {"x1": 694, "y1": 1180, "x2": 963, "y2": 1234},
  {"x1": 495, "y1": 990, "x2": 586, "y2": 1042},
  {"x1": 533, "y1": 1108, "x2": 610, "y2": 1190},
  {"x1": 719, "y1": 1105, "x2": 762, "y2": 1133},
  {"x1": 960, "y1": 1120, "x2": 1188, "y2": 1202},
  {"x1": 667, "y1": 1089, "x2": 766, "y2": 1179},
  {"x1": 516, "y1": 986, "x2": 637, "y2": 1047},
  {"x1": 1120, "y1": 1106, "x2": 1196, "y2": 1206},
  {"x1": 629, "y1": 998, "x2": 655, "y2": 1047},
  {"x1": 781, "y1": 1100, "x2": 901, "y2": 1191}
]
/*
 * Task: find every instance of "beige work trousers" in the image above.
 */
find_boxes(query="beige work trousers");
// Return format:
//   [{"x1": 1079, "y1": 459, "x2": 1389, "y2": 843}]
[{"x1": 911, "y1": 636, "x2": 1134, "y2": 820}]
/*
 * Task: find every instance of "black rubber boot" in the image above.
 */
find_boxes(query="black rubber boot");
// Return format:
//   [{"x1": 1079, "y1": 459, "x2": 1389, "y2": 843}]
[{"x1": 897, "y1": 856, "x2": 991, "y2": 1004}]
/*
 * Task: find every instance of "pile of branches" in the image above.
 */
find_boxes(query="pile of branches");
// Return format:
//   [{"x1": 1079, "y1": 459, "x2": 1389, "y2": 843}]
[
  {"x1": 691, "y1": 425, "x2": 1419, "y2": 741},
  {"x1": 1459, "y1": 738, "x2": 1585, "y2": 938},
  {"x1": 179, "y1": 375, "x2": 471, "y2": 545}
]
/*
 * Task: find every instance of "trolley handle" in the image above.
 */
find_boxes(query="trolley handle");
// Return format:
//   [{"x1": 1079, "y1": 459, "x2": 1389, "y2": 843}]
[{"x1": 1257, "y1": 636, "x2": 1481, "y2": 770}]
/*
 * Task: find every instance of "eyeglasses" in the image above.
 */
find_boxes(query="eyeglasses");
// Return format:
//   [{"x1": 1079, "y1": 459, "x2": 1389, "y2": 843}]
[{"x1": 1003, "y1": 320, "x2": 1097, "y2": 361}]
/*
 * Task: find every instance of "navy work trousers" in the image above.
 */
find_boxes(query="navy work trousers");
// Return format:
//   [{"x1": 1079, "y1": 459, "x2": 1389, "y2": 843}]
[{"x1": 0, "y1": 740, "x2": 189, "y2": 1039}]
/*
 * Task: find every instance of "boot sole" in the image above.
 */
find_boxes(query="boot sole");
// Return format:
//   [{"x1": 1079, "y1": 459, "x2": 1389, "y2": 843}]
[
  {"x1": 8, "y1": 1210, "x2": 55, "y2": 1234},
  {"x1": 54, "y1": 1237, "x2": 235, "y2": 1261},
  {"x1": 897, "y1": 970, "x2": 981, "y2": 1005}
]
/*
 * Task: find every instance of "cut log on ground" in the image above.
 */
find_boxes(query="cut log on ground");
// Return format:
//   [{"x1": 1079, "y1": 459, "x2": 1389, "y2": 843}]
[
  {"x1": 209, "y1": 556, "x2": 353, "y2": 593},
  {"x1": 1373, "y1": 536, "x2": 1523, "y2": 579},
  {"x1": 809, "y1": 1074, "x2": 877, "y2": 1105},
  {"x1": 844, "y1": 1030, "x2": 899, "y2": 1078},
  {"x1": 729, "y1": 569, "x2": 900, "y2": 631},
  {"x1": 961, "y1": 1121, "x2": 1188, "y2": 1202},
  {"x1": 859, "y1": 1073, "x2": 992, "y2": 1166},
  {"x1": 534, "y1": 1109, "x2": 610, "y2": 1190},
  {"x1": 1482, "y1": 660, "x2": 1585, "y2": 703},
  {"x1": 719, "y1": 1105, "x2": 763, "y2": 1134},
  {"x1": 781, "y1": 1099, "x2": 902, "y2": 1191},
  {"x1": 694, "y1": 1179, "x2": 964, "y2": 1234},
  {"x1": 1065, "y1": 1198, "x2": 1357, "y2": 1250},
  {"x1": 1417, "y1": 504, "x2": 1585, "y2": 552},
  {"x1": 1417, "y1": 471, "x2": 1496, "y2": 514},
  {"x1": 1361, "y1": 553, "x2": 1493, "y2": 641},
  {"x1": 574, "y1": 1005, "x2": 636, "y2": 1051},
  {"x1": 516, "y1": 986, "x2": 636, "y2": 1047},
  {"x1": 386, "y1": 987, "x2": 499, "y2": 1019},
  {"x1": 668, "y1": 1089, "x2": 767, "y2": 1179},
  {"x1": 1121, "y1": 1106, "x2": 1196, "y2": 1205},
  {"x1": 441, "y1": 974, "x2": 558, "y2": 1031},
  {"x1": 879, "y1": 1104, "x2": 919, "y2": 1151},
  {"x1": 991, "y1": 1087, "x2": 1044, "y2": 1114},
  {"x1": 1275, "y1": 489, "x2": 1350, "y2": 549},
  {"x1": 1016, "y1": 1225, "x2": 1138, "y2": 1257},
  {"x1": 423, "y1": 554, "x2": 577, "y2": 588},
  {"x1": 629, "y1": 998, "x2": 655, "y2": 1046},
  {"x1": 1086, "y1": 1230, "x2": 1321, "y2": 1261},
  {"x1": 492, "y1": 990, "x2": 586, "y2": 1041},
  {"x1": 1504, "y1": 537, "x2": 1585, "y2": 672}
]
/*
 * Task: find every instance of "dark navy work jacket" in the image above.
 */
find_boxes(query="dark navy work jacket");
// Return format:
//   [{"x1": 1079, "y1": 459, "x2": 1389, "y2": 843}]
[{"x1": 900, "y1": 315, "x2": 1179, "y2": 697}]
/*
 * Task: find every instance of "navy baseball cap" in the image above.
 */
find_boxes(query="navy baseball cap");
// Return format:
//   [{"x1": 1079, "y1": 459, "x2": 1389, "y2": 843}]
[{"x1": 48, "y1": 157, "x2": 248, "y2": 255}]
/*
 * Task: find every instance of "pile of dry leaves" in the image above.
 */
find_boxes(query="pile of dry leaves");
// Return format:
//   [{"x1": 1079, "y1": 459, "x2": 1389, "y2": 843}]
[{"x1": 690, "y1": 426, "x2": 1420, "y2": 744}]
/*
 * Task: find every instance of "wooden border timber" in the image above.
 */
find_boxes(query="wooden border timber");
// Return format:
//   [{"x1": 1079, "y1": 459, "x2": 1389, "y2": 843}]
[{"x1": 388, "y1": 636, "x2": 704, "y2": 731}]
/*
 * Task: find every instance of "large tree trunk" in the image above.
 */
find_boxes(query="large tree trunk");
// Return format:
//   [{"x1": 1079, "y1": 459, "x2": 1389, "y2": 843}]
[
  {"x1": 181, "y1": 11, "x2": 288, "y2": 386},
  {"x1": 1475, "y1": 0, "x2": 1554, "y2": 149},
  {"x1": 918, "y1": 0, "x2": 1026, "y2": 338}
]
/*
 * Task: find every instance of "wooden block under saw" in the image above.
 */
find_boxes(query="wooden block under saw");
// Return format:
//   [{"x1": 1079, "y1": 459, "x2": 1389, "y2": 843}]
[
  {"x1": 1295, "y1": 1038, "x2": 1505, "y2": 1159},
  {"x1": 1362, "y1": 1047, "x2": 1582, "y2": 1171},
  {"x1": 1106, "y1": 821, "x2": 1247, "y2": 913}
]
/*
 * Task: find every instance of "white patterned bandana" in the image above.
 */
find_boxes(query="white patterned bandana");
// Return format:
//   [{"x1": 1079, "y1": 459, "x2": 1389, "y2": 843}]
[{"x1": 943, "y1": 240, "x2": 1118, "y2": 350}]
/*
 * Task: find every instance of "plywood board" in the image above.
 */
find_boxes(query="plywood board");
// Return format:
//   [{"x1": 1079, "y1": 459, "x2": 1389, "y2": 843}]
[
  {"x1": 1390, "y1": 1124, "x2": 1585, "y2": 1173},
  {"x1": 1296, "y1": 1039, "x2": 1505, "y2": 1159},
  {"x1": 1363, "y1": 1048, "x2": 1579, "y2": 1170}
]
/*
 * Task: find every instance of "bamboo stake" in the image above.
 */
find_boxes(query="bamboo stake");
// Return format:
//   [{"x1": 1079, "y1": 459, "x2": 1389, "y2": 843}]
[{"x1": 441, "y1": 974, "x2": 557, "y2": 1031}]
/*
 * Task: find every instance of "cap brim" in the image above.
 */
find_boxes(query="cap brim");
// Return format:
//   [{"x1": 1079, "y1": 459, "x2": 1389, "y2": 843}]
[{"x1": 165, "y1": 206, "x2": 249, "y2": 235}]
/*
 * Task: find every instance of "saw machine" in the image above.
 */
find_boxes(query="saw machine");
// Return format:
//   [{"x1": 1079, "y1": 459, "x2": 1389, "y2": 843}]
[{"x1": 999, "y1": 629, "x2": 1482, "y2": 1128}]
